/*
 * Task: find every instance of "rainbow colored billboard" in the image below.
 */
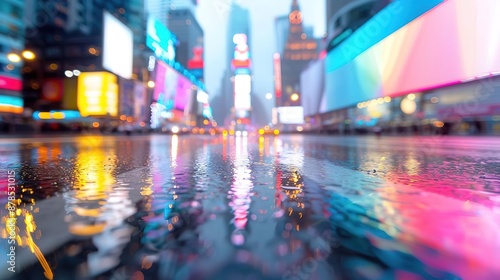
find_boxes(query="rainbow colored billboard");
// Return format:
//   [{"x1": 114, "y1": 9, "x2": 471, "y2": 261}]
[{"x1": 324, "y1": 0, "x2": 500, "y2": 113}]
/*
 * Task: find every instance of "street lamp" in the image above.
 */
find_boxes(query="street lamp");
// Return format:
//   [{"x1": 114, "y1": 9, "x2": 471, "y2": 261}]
[
  {"x1": 8, "y1": 50, "x2": 36, "y2": 63},
  {"x1": 22, "y1": 50, "x2": 36, "y2": 60},
  {"x1": 7, "y1": 53, "x2": 21, "y2": 63},
  {"x1": 290, "y1": 93, "x2": 299, "y2": 102}
]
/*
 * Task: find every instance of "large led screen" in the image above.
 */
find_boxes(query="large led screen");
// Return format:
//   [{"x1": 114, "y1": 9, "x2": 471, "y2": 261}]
[
  {"x1": 234, "y1": 74, "x2": 251, "y2": 110},
  {"x1": 154, "y1": 61, "x2": 178, "y2": 110},
  {"x1": 146, "y1": 16, "x2": 177, "y2": 62},
  {"x1": 278, "y1": 106, "x2": 304, "y2": 124},
  {"x1": 324, "y1": 0, "x2": 500, "y2": 113},
  {"x1": 175, "y1": 75, "x2": 192, "y2": 111},
  {"x1": 0, "y1": 75, "x2": 22, "y2": 91},
  {"x1": 77, "y1": 72, "x2": 118, "y2": 117},
  {"x1": 103, "y1": 12, "x2": 133, "y2": 79},
  {"x1": 0, "y1": 95, "x2": 23, "y2": 114}
]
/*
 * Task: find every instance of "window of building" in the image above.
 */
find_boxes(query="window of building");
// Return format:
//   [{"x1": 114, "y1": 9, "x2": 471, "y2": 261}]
[{"x1": 45, "y1": 47, "x2": 62, "y2": 58}]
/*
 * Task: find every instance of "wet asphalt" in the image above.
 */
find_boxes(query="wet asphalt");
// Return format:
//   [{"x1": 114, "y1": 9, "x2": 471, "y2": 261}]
[{"x1": 1, "y1": 133, "x2": 500, "y2": 280}]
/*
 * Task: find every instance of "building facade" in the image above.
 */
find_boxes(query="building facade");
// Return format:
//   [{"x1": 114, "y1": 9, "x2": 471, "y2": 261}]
[
  {"x1": 22, "y1": 0, "x2": 150, "y2": 131},
  {"x1": 167, "y1": 7, "x2": 204, "y2": 70},
  {"x1": 277, "y1": 0, "x2": 318, "y2": 108},
  {"x1": 146, "y1": 0, "x2": 197, "y2": 27},
  {"x1": 216, "y1": 2, "x2": 251, "y2": 126}
]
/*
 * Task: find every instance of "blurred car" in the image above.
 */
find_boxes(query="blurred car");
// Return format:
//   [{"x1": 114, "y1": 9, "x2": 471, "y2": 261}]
[
  {"x1": 257, "y1": 127, "x2": 280, "y2": 136},
  {"x1": 162, "y1": 124, "x2": 191, "y2": 135}
]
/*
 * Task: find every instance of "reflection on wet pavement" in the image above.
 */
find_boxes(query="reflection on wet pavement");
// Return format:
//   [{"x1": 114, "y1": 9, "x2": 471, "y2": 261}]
[{"x1": 1, "y1": 134, "x2": 499, "y2": 279}]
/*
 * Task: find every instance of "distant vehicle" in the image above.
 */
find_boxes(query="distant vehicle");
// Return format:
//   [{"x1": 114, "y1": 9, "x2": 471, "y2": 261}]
[{"x1": 258, "y1": 127, "x2": 280, "y2": 136}]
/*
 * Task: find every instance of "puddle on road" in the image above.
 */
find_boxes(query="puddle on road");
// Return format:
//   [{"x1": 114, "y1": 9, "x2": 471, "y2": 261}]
[{"x1": 1, "y1": 135, "x2": 500, "y2": 279}]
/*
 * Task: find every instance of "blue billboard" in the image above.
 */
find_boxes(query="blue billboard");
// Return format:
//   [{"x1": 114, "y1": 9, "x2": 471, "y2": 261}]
[
  {"x1": 326, "y1": 0, "x2": 444, "y2": 73},
  {"x1": 146, "y1": 16, "x2": 178, "y2": 63}
]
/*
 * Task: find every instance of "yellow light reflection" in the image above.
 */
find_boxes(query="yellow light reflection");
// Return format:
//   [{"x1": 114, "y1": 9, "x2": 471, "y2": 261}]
[
  {"x1": 24, "y1": 213, "x2": 54, "y2": 280},
  {"x1": 68, "y1": 137, "x2": 116, "y2": 236},
  {"x1": 2, "y1": 195, "x2": 54, "y2": 279}
]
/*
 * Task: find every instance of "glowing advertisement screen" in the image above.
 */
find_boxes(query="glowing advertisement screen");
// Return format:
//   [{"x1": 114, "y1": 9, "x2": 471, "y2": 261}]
[
  {"x1": 153, "y1": 61, "x2": 166, "y2": 102},
  {"x1": 327, "y1": 0, "x2": 443, "y2": 72},
  {"x1": 324, "y1": 0, "x2": 500, "y2": 113},
  {"x1": 234, "y1": 74, "x2": 251, "y2": 110},
  {"x1": 0, "y1": 75, "x2": 22, "y2": 91},
  {"x1": 0, "y1": 95, "x2": 23, "y2": 114},
  {"x1": 278, "y1": 106, "x2": 304, "y2": 124},
  {"x1": 77, "y1": 72, "x2": 118, "y2": 117},
  {"x1": 146, "y1": 16, "x2": 177, "y2": 62},
  {"x1": 154, "y1": 61, "x2": 178, "y2": 110},
  {"x1": 103, "y1": 12, "x2": 133, "y2": 79},
  {"x1": 175, "y1": 75, "x2": 191, "y2": 111}
]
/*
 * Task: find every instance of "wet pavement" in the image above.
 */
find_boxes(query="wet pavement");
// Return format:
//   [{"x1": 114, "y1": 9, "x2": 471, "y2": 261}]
[{"x1": 1, "y1": 134, "x2": 500, "y2": 280}]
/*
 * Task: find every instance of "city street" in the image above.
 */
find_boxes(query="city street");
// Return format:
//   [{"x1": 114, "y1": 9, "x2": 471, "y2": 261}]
[{"x1": 1, "y1": 134, "x2": 500, "y2": 280}]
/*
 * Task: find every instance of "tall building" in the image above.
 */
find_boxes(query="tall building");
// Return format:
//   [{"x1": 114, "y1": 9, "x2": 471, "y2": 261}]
[
  {"x1": 217, "y1": 2, "x2": 251, "y2": 126},
  {"x1": 146, "y1": 0, "x2": 197, "y2": 29},
  {"x1": 23, "y1": 0, "x2": 149, "y2": 113},
  {"x1": 278, "y1": 0, "x2": 318, "y2": 108},
  {"x1": 0, "y1": 0, "x2": 25, "y2": 126},
  {"x1": 275, "y1": 15, "x2": 289, "y2": 56},
  {"x1": 226, "y1": 3, "x2": 251, "y2": 66},
  {"x1": 167, "y1": 7, "x2": 203, "y2": 70}
]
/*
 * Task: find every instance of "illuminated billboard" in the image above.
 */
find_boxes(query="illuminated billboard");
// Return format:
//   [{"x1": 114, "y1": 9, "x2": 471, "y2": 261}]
[
  {"x1": 175, "y1": 75, "x2": 192, "y2": 111},
  {"x1": 77, "y1": 72, "x2": 118, "y2": 117},
  {"x1": 324, "y1": 0, "x2": 500, "y2": 113},
  {"x1": 103, "y1": 12, "x2": 133, "y2": 79},
  {"x1": 0, "y1": 76, "x2": 22, "y2": 91},
  {"x1": 278, "y1": 106, "x2": 304, "y2": 124},
  {"x1": 0, "y1": 95, "x2": 23, "y2": 114},
  {"x1": 154, "y1": 60, "x2": 178, "y2": 110},
  {"x1": 146, "y1": 16, "x2": 177, "y2": 63},
  {"x1": 232, "y1": 33, "x2": 251, "y2": 70},
  {"x1": 273, "y1": 53, "x2": 282, "y2": 98},
  {"x1": 197, "y1": 90, "x2": 209, "y2": 104},
  {"x1": 234, "y1": 74, "x2": 251, "y2": 110},
  {"x1": 42, "y1": 79, "x2": 64, "y2": 102}
]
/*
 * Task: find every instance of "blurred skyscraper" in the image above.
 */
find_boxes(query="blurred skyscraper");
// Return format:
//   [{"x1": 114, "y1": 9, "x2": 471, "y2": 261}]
[
  {"x1": 275, "y1": 15, "x2": 289, "y2": 56},
  {"x1": 215, "y1": 2, "x2": 251, "y2": 126},
  {"x1": 146, "y1": 0, "x2": 197, "y2": 27},
  {"x1": 277, "y1": 0, "x2": 318, "y2": 108},
  {"x1": 167, "y1": 8, "x2": 203, "y2": 70},
  {"x1": 145, "y1": 0, "x2": 203, "y2": 72}
]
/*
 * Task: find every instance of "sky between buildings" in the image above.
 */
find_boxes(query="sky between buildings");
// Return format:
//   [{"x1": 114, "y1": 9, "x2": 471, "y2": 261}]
[{"x1": 197, "y1": 0, "x2": 326, "y2": 124}]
